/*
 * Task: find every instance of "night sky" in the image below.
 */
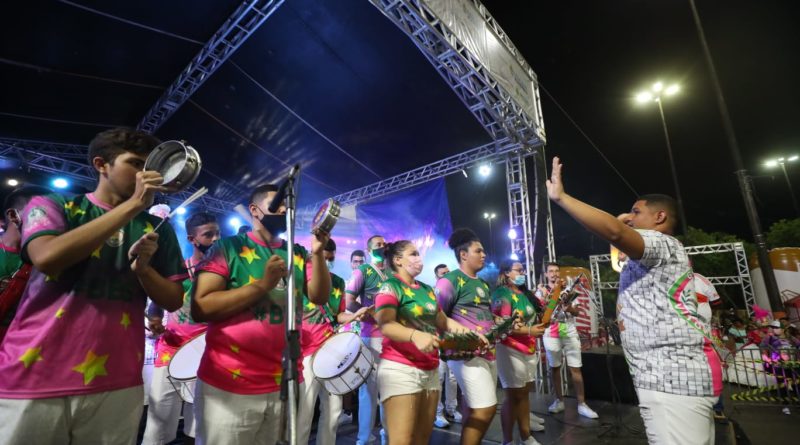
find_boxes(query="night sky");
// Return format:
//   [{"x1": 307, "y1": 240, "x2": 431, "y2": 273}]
[{"x1": 450, "y1": 0, "x2": 800, "y2": 261}]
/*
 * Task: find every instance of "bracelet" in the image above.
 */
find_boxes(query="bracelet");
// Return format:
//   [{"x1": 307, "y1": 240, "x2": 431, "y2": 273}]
[{"x1": 409, "y1": 330, "x2": 416, "y2": 342}]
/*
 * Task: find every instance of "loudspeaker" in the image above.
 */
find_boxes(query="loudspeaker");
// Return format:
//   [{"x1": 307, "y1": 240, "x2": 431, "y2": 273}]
[{"x1": 582, "y1": 346, "x2": 638, "y2": 405}]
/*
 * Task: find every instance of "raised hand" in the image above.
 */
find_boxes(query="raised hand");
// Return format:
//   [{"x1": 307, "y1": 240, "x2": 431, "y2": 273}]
[
  {"x1": 545, "y1": 156, "x2": 565, "y2": 202},
  {"x1": 128, "y1": 171, "x2": 168, "y2": 211}
]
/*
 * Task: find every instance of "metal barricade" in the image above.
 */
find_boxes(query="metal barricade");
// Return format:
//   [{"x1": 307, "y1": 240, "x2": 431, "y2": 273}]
[{"x1": 726, "y1": 345, "x2": 800, "y2": 406}]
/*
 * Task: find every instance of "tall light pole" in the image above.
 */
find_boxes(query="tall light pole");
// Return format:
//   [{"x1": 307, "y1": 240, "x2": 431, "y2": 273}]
[
  {"x1": 636, "y1": 82, "x2": 689, "y2": 235},
  {"x1": 483, "y1": 212, "x2": 496, "y2": 259},
  {"x1": 765, "y1": 155, "x2": 800, "y2": 217}
]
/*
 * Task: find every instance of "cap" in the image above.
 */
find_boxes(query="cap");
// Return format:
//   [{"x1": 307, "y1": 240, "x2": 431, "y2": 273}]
[{"x1": 768, "y1": 320, "x2": 782, "y2": 328}]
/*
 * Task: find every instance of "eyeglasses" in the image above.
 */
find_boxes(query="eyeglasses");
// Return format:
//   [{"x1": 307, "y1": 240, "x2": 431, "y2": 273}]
[{"x1": 511, "y1": 268, "x2": 525, "y2": 274}]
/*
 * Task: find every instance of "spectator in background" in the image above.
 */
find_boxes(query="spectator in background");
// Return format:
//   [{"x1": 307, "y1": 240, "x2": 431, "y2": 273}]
[
  {"x1": 350, "y1": 250, "x2": 366, "y2": 271},
  {"x1": 728, "y1": 319, "x2": 747, "y2": 350}
]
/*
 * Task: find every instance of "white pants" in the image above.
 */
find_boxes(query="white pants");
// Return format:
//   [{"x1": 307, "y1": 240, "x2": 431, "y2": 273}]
[
  {"x1": 436, "y1": 360, "x2": 458, "y2": 416},
  {"x1": 0, "y1": 385, "x2": 143, "y2": 445},
  {"x1": 143, "y1": 366, "x2": 196, "y2": 444},
  {"x1": 195, "y1": 379, "x2": 301, "y2": 445},
  {"x1": 298, "y1": 355, "x2": 344, "y2": 445},
  {"x1": 543, "y1": 333, "x2": 582, "y2": 368},
  {"x1": 448, "y1": 356, "x2": 498, "y2": 409},
  {"x1": 636, "y1": 388, "x2": 716, "y2": 445}
]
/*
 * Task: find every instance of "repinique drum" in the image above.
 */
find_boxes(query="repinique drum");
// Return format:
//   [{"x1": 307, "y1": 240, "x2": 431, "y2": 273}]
[
  {"x1": 144, "y1": 140, "x2": 202, "y2": 193},
  {"x1": 311, "y1": 198, "x2": 341, "y2": 235},
  {"x1": 311, "y1": 332, "x2": 374, "y2": 395},
  {"x1": 167, "y1": 333, "x2": 206, "y2": 403}
]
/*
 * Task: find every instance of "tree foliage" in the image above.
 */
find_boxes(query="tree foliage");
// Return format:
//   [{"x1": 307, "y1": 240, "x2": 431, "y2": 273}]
[{"x1": 765, "y1": 218, "x2": 800, "y2": 248}]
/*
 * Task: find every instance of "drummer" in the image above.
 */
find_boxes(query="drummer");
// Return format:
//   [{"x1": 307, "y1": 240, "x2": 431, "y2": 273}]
[
  {"x1": 298, "y1": 238, "x2": 370, "y2": 445},
  {"x1": 143, "y1": 212, "x2": 220, "y2": 445},
  {"x1": 191, "y1": 183, "x2": 331, "y2": 445},
  {"x1": 0, "y1": 128, "x2": 187, "y2": 443},
  {"x1": 374, "y1": 240, "x2": 478, "y2": 445}
]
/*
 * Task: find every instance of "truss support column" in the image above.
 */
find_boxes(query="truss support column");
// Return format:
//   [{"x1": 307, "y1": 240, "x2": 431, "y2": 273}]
[
  {"x1": 506, "y1": 153, "x2": 535, "y2": 284},
  {"x1": 589, "y1": 255, "x2": 605, "y2": 319},
  {"x1": 734, "y1": 242, "x2": 756, "y2": 317}
]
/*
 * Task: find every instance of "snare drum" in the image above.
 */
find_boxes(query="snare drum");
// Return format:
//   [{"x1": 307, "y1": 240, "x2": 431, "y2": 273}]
[
  {"x1": 167, "y1": 333, "x2": 206, "y2": 404},
  {"x1": 311, "y1": 332, "x2": 374, "y2": 395}
]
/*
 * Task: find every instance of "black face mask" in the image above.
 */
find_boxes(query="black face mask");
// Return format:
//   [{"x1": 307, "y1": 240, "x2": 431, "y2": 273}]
[
  {"x1": 196, "y1": 243, "x2": 212, "y2": 254},
  {"x1": 260, "y1": 213, "x2": 287, "y2": 237}
]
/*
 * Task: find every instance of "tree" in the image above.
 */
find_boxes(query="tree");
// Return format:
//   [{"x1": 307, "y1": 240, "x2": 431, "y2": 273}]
[{"x1": 765, "y1": 218, "x2": 800, "y2": 248}]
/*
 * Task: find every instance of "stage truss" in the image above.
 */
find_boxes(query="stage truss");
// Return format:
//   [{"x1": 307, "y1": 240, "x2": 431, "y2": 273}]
[{"x1": 589, "y1": 242, "x2": 756, "y2": 321}]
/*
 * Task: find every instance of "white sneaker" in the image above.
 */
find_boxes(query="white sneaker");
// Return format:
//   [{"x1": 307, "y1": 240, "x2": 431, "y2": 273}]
[
  {"x1": 577, "y1": 402, "x2": 599, "y2": 419},
  {"x1": 522, "y1": 435, "x2": 542, "y2": 445},
  {"x1": 548, "y1": 399, "x2": 565, "y2": 413},
  {"x1": 530, "y1": 421, "x2": 545, "y2": 432},
  {"x1": 336, "y1": 412, "x2": 352, "y2": 426},
  {"x1": 450, "y1": 410, "x2": 463, "y2": 423},
  {"x1": 434, "y1": 414, "x2": 450, "y2": 428},
  {"x1": 530, "y1": 412, "x2": 545, "y2": 424},
  {"x1": 782, "y1": 407, "x2": 791, "y2": 415}
]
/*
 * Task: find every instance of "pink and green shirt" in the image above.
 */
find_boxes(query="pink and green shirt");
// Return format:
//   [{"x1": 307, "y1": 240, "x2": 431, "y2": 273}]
[
  {"x1": 154, "y1": 259, "x2": 207, "y2": 368},
  {"x1": 491, "y1": 286, "x2": 537, "y2": 355},
  {"x1": 436, "y1": 269, "x2": 495, "y2": 361},
  {"x1": 301, "y1": 272, "x2": 346, "y2": 357}
]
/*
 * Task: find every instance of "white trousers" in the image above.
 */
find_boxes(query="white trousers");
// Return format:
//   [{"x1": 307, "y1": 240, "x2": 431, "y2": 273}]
[
  {"x1": 0, "y1": 385, "x2": 143, "y2": 445},
  {"x1": 636, "y1": 388, "x2": 716, "y2": 445},
  {"x1": 448, "y1": 356, "x2": 498, "y2": 409},
  {"x1": 298, "y1": 354, "x2": 344, "y2": 445},
  {"x1": 142, "y1": 366, "x2": 196, "y2": 444},
  {"x1": 436, "y1": 360, "x2": 458, "y2": 416}
]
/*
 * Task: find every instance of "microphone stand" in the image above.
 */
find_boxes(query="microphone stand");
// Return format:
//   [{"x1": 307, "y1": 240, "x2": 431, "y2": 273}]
[{"x1": 277, "y1": 166, "x2": 301, "y2": 445}]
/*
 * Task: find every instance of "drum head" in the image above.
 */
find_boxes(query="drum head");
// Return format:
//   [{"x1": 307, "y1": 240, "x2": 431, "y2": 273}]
[
  {"x1": 144, "y1": 140, "x2": 201, "y2": 192},
  {"x1": 312, "y1": 332, "x2": 362, "y2": 379},
  {"x1": 168, "y1": 333, "x2": 206, "y2": 380}
]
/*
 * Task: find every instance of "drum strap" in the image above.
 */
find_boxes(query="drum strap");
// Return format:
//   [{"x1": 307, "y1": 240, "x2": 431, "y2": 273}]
[{"x1": 367, "y1": 263, "x2": 388, "y2": 282}]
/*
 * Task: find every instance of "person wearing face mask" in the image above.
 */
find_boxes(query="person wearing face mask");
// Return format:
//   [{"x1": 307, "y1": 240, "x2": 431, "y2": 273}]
[
  {"x1": 492, "y1": 260, "x2": 547, "y2": 445},
  {"x1": 345, "y1": 235, "x2": 388, "y2": 445},
  {"x1": 298, "y1": 238, "x2": 369, "y2": 445},
  {"x1": 0, "y1": 186, "x2": 51, "y2": 343},
  {"x1": 143, "y1": 212, "x2": 220, "y2": 445},
  {"x1": 374, "y1": 240, "x2": 475, "y2": 445},
  {"x1": 435, "y1": 228, "x2": 498, "y2": 445},
  {"x1": 191, "y1": 183, "x2": 331, "y2": 445}
]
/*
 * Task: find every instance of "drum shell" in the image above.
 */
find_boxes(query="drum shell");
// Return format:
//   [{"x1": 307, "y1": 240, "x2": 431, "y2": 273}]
[{"x1": 311, "y1": 332, "x2": 374, "y2": 396}]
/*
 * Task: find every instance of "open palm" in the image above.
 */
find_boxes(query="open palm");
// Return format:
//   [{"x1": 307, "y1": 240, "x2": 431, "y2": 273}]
[{"x1": 546, "y1": 156, "x2": 565, "y2": 201}]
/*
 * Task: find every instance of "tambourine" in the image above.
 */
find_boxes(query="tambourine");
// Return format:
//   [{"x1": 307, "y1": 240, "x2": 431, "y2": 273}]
[
  {"x1": 144, "y1": 140, "x2": 202, "y2": 193},
  {"x1": 311, "y1": 198, "x2": 341, "y2": 235}
]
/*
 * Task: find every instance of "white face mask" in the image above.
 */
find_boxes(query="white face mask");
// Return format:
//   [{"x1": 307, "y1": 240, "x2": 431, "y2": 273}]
[
  {"x1": 326, "y1": 259, "x2": 334, "y2": 270},
  {"x1": 402, "y1": 255, "x2": 423, "y2": 277}
]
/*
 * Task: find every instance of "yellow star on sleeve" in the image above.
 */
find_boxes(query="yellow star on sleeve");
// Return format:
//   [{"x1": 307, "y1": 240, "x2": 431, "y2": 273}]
[
  {"x1": 366, "y1": 268, "x2": 373, "y2": 276},
  {"x1": 19, "y1": 347, "x2": 43, "y2": 369},
  {"x1": 411, "y1": 304, "x2": 423, "y2": 317},
  {"x1": 91, "y1": 245, "x2": 102, "y2": 258},
  {"x1": 512, "y1": 294, "x2": 519, "y2": 303},
  {"x1": 246, "y1": 275, "x2": 259, "y2": 285},
  {"x1": 55, "y1": 307, "x2": 66, "y2": 319},
  {"x1": 460, "y1": 309, "x2": 468, "y2": 315},
  {"x1": 332, "y1": 287, "x2": 342, "y2": 298},
  {"x1": 143, "y1": 221, "x2": 155, "y2": 234},
  {"x1": 293, "y1": 253, "x2": 305, "y2": 270},
  {"x1": 473, "y1": 296, "x2": 481, "y2": 305},
  {"x1": 72, "y1": 350, "x2": 109, "y2": 385},
  {"x1": 457, "y1": 276, "x2": 466, "y2": 288},
  {"x1": 229, "y1": 368, "x2": 242, "y2": 380},
  {"x1": 120, "y1": 312, "x2": 131, "y2": 329},
  {"x1": 64, "y1": 201, "x2": 85, "y2": 218},
  {"x1": 305, "y1": 301, "x2": 316, "y2": 310},
  {"x1": 428, "y1": 291, "x2": 436, "y2": 301},
  {"x1": 230, "y1": 344, "x2": 240, "y2": 353},
  {"x1": 239, "y1": 245, "x2": 262, "y2": 264},
  {"x1": 160, "y1": 352, "x2": 172, "y2": 363},
  {"x1": 402, "y1": 287, "x2": 414, "y2": 297},
  {"x1": 476, "y1": 326, "x2": 484, "y2": 332}
]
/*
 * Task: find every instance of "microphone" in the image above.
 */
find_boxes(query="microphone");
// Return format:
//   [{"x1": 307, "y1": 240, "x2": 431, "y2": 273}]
[{"x1": 268, "y1": 164, "x2": 301, "y2": 213}]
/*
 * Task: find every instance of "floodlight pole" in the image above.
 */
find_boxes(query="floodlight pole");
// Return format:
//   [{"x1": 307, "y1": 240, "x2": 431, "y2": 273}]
[
  {"x1": 655, "y1": 98, "x2": 689, "y2": 235},
  {"x1": 777, "y1": 161, "x2": 800, "y2": 217},
  {"x1": 688, "y1": 0, "x2": 783, "y2": 312}
]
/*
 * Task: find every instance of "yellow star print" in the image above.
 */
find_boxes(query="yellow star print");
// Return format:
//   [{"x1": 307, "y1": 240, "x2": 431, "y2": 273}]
[
  {"x1": 428, "y1": 291, "x2": 436, "y2": 301},
  {"x1": 473, "y1": 296, "x2": 481, "y2": 305},
  {"x1": 476, "y1": 326, "x2": 484, "y2": 332},
  {"x1": 72, "y1": 350, "x2": 109, "y2": 385},
  {"x1": 143, "y1": 221, "x2": 155, "y2": 234},
  {"x1": 273, "y1": 368, "x2": 283, "y2": 385},
  {"x1": 91, "y1": 245, "x2": 102, "y2": 258},
  {"x1": 460, "y1": 309, "x2": 468, "y2": 315},
  {"x1": 246, "y1": 275, "x2": 259, "y2": 285},
  {"x1": 332, "y1": 287, "x2": 342, "y2": 298},
  {"x1": 305, "y1": 301, "x2": 316, "y2": 310},
  {"x1": 411, "y1": 305, "x2": 423, "y2": 316},
  {"x1": 55, "y1": 307, "x2": 66, "y2": 319},
  {"x1": 64, "y1": 201, "x2": 85, "y2": 218},
  {"x1": 120, "y1": 312, "x2": 131, "y2": 330},
  {"x1": 512, "y1": 294, "x2": 519, "y2": 303},
  {"x1": 239, "y1": 246, "x2": 262, "y2": 264},
  {"x1": 457, "y1": 276, "x2": 466, "y2": 288},
  {"x1": 230, "y1": 344, "x2": 240, "y2": 353},
  {"x1": 160, "y1": 352, "x2": 172, "y2": 363},
  {"x1": 45, "y1": 273, "x2": 60, "y2": 282},
  {"x1": 230, "y1": 368, "x2": 242, "y2": 380},
  {"x1": 19, "y1": 347, "x2": 43, "y2": 369},
  {"x1": 402, "y1": 287, "x2": 414, "y2": 297},
  {"x1": 366, "y1": 268, "x2": 373, "y2": 276},
  {"x1": 293, "y1": 253, "x2": 305, "y2": 270}
]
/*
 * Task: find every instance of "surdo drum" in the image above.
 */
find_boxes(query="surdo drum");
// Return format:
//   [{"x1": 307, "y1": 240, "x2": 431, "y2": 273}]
[
  {"x1": 167, "y1": 333, "x2": 206, "y2": 404},
  {"x1": 144, "y1": 140, "x2": 202, "y2": 193},
  {"x1": 311, "y1": 332, "x2": 374, "y2": 395}
]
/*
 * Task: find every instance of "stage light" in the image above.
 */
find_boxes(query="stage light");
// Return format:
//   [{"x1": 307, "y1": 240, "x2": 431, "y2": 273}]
[
  {"x1": 635, "y1": 92, "x2": 653, "y2": 103},
  {"x1": 461, "y1": 169, "x2": 468, "y2": 178},
  {"x1": 228, "y1": 217, "x2": 241, "y2": 229},
  {"x1": 483, "y1": 212, "x2": 489, "y2": 219},
  {"x1": 6, "y1": 179, "x2": 19, "y2": 187},
  {"x1": 507, "y1": 228, "x2": 517, "y2": 240},
  {"x1": 789, "y1": 155, "x2": 799, "y2": 162},
  {"x1": 510, "y1": 252, "x2": 519, "y2": 261},
  {"x1": 478, "y1": 164, "x2": 491, "y2": 177},
  {"x1": 664, "y1": 84, "x2": 680, "y2": 96},
  {"x1": 652, "y1": 81, "x2": 663, "y2": 92},
  {"x1": 52, "y1": 178, "x2": 69, "y2": 189},
  {"x1": 764, "y1": 160, "x2": 778, "y2": 168},
  {"x1": 176, "y1": 207, "x2": 187, "y2": 215}
]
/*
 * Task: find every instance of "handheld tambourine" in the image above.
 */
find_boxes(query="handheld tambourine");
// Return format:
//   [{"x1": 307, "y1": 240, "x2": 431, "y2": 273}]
[
  {"x1": 311, "y1": 199, "x2": 341, "y2": 235},
  {"x1": 144, "y1": 140, "x2": 202, "y2": 193}
]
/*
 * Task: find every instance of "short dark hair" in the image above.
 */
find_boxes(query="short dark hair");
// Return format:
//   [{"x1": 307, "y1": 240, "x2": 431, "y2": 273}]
[
  {"x1": 351, "y1": 249, "x2": 365, "y2": 260},
  {"x1": 366, "y1": 235, "x2": 383, "y2": 250},
  {"x1": 637, "y1": 193, "x2": 679, "y2": 231},
  {"x1": 447, "y1": 228, "x2": 480, "y2": 264},
  {"x1": 3, "y1": 186, "x2": 52, "y2": 212},
  {"x1": 185, "y1": 212, "x2": 218, "y2": 235},
  {"x1": 434, "y1": 264, "x2": 449, "y2": 276},
  {"x1": 384, "y1": 240, "x2": 414, "y2": 272},
  {"x1": 249, "y1": 184, "x2": 279, "y2": 207},
  {"x1": 545, "y1": 261, "x2": 560, "y2": 270},
  {"x1": 88, "y1": 128, "x2": 161, "y2": 166},
  {"x1": 237, "y1": 225, "x2": 251, "y2": 234},
  {"x1": 324, "y1": 238, "x2": 336, "y2": 252}
]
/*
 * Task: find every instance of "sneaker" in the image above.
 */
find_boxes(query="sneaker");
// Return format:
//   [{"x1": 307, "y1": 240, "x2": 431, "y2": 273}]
[
  {"x1": 782, "y1": 407, "x2": 791, "y2": 415},
  {"x1": 434, "y1": 415, "x2": 450, "y2": 428},
  {"x1": 530, "y1": 412, "x2": 545, "y2": 424},
  {"x1": 530, "y1": 421, "x2": 545, "y2": 432},
  {"x1": 577, "y1": 403, "x2": 599, "y2": 419},
  {"x1": 336, "y1": 412, "x2": 353, "y2": 426},
  {"x1": 380, "y1": 428, "x2": 387, "y2": 445},
  {"x1": 548, "y1": 399, "x2": 565, "y2": 413},
  {"x1": 522, "y1": 435, "x2": 542, "y2": 445},
  {"x1": 450, "y1": 410, "x2": 463, "y2": 423}
]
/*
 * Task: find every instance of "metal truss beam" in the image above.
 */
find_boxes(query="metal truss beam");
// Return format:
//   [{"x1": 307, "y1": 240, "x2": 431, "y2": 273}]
[
  {"x1": 506, "y1": 153, "x2": 535, "y2": 283},
  {"x1": 138, "y1": 0, "x2": 286, "y2": 133},
  {"x1": 589, "y1": 242, "x2": 756, "y2": 317},
  {"x1": 0, "y1": 141, "x2": 233, "y2": 215},
  {"x1": 368, "y1": 0, "x2": 545, "y2": 146}
]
